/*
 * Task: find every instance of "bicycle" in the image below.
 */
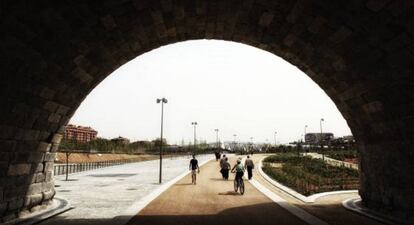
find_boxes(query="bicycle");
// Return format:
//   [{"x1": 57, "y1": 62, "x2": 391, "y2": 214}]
[{"x1": 232, "y1": 172, "x2": 245, "y2": 195}]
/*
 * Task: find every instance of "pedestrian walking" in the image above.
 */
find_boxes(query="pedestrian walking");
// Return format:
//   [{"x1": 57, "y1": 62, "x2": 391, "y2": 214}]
[
  {"x1": 189, "y1": 154, "x2": 200, "y2": 184},
  {"x1": 244, "y1": 155, "x2": 254, "y2": 180},
  {"x1": 222, "y1": 157, "x2": 231, "y2": 180},
  {"x1": 219, "y1": 154, "x2": 226, "y2": 179}
]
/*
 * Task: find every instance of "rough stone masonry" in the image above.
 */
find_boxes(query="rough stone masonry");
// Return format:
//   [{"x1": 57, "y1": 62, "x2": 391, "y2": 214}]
[{"x1": 1, "y1": 0, "x2": 414, "y2": 222}]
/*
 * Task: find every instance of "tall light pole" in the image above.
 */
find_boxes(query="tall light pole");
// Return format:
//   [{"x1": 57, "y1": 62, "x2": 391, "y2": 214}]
[
  {"x1": 233, "y1": 134, "x2": 237, "y2": 151},
  {"x1": 274, "y1": 132, "x2": 277, "y2": 147},
  {"x1": 191, "y1": 122, "x2": 198, "y2": 152},
  {"x1": 320, "y1": 118, "x2": 324, "y2": 161},
  {"x1": 304, "y1": 125, "x2": 308, "y2": 143},
  {"x1": 214, "y1": 129, "x2": 219, "y2": 149},
  {"x1": 156, "y1": 97, "x2": 167, "y2": 184}
]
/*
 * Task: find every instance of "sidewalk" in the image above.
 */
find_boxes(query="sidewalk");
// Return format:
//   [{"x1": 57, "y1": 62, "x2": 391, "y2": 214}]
[{"x1": 38, "y1": 154, "x2": 212, "y2": 225}]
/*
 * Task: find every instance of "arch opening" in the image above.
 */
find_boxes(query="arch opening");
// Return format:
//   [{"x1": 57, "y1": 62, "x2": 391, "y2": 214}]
[{"x1": 1, "y1": 0, "x2": 414, "y2": 222}]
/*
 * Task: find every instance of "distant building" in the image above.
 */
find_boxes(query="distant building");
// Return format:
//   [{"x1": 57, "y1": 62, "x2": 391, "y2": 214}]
[
  {"x1": 64, "y1": 124, "x2": 97, "y2": 143},
  {"x1": 305, "y1": 133, "x2": 334, "y2": 144},
  {"x1": 111, "y1": 136, "x2": 130, "y2": 145}
]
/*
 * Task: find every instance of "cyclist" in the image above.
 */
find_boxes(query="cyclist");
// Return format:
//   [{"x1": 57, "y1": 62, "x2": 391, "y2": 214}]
[
  {"x1": 231, "y1": 158, "x2": 245, "y2": 183},
  {"x1": 189, "y1": 154, "x2": 200, "y2": 184}
]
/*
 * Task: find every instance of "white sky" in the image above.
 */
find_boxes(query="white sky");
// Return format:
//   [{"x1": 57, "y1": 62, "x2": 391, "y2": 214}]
[{"x1": 70, "y1": 40, "x2": 352, "y2": 145}]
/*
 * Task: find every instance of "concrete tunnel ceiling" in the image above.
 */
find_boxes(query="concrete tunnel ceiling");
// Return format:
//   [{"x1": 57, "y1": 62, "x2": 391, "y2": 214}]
[{"x1": 1, "y1": 0, "x2": 414, "y2": 222}]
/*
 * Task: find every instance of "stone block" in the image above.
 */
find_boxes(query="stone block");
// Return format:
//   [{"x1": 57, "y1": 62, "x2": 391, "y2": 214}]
[
  {"x1": 328, "y1": 26, "x2": 352, "y2": 44},
  {"x1": 39, "y1": 87, "x2": 55, "y2": 100},
  {"x1": 27, "y1": 183, "x2": 42, "y2": 195},
  {"x1": 0, "y1": 202, "x2": 7, "y2": 215},
  {"x1": 47, "y1": 113, "x2": 61, "y2": 123},
  {"x1": 0, "y1": 162, "x2": 8, "y2": 177},
  {"x1": 34, "y1": 163, "x2": 44, "y2": 173},
  {"x1": 258, "y1": 12, "x2": 274, "y2": 27},
  {"x1": 0, "y1": 125, "x2": 16, "y2": 140},
  {"x1": 41, "y1": 181, "x2": 54, "y2": 192},
  {"x1": 8, "y1": 163, "x2": 31, "y2": 176},
  {"x1": 50, "y1": 134, "x2": 63, "y2": 144},
  {"x1": 0, "y1": 140, "x2": 16, "y2": 152},
  {"x1": 42, "y1": 189, "x2": 55, "y2": 201},
  {"x1": 2, "y1": 211, "x2": 17, "y2": 223},
  {"x1": 4, "y1": 187, "x2": 25, "y2": 201},
  {"x1": 35, "y1": 172, "x2": 45, "y2": 183},
  {"x1": 42, "y1": 101, "x2": 58, "y2": 113},
  {"x1": 22, "y1": 129, "x2": 40, "y2": 141},
  {"x1": 37, "y1": 142, "x2": 51, "y2": 152},
  {"x1": 366, "y1": 0, "x2": 390, "y2": 12},
  {"x1": 45, "y1": 171, "x2": 53, "y2": 182},
  {"x1": 100, "y1": 15, "x2": 116, "y2": 30},
  {"x1": 28, "y1": 152, "x2": 45, "y2": 163},
  {"x1": 43, "y1": 153, "x2": 56, "y2": 162},
  {"x1": 7, "y1": 198, "x2": 24, "y2": 211},
  {"x1": 50, "y1": 143, "x2": 60, "y2": 152},
  {"x1": 56, "y1": 105, "x2": 70, "y2": 115},
  {"x1": 44, "y1": 162, "x2": 54, "y2": 172},
  {"x1": 25, "y1": 194, "x2": 43, "y2": 207}
]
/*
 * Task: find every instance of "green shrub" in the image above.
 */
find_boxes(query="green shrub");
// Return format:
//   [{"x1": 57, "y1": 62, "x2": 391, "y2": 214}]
[{"x1": 262, "y1": 153, "x2": 359, "y2": 196}]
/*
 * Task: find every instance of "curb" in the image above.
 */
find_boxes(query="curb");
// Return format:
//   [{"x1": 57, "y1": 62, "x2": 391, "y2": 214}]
[
  {"x1": 248, "y1": 177, "x2": 330, "y2": 225},
  {"x1": 258, "y1": 158, "x2": 358, "y2": 203},
  {"x1": 3, "y1": 197, "x2": 72, "y2": 225},
  {"x1": 342, "y1": 198, "x2": 413, "y2": 225}
]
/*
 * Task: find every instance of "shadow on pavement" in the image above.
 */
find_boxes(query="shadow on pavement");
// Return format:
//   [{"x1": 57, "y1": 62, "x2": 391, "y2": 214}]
[{"x1": 218, "y1": 191, "x2": 242, "y2": 196}]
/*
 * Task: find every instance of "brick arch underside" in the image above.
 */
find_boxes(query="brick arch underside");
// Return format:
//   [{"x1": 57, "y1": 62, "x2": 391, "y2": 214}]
[{"x1": 1, "y1": 0, "x2": 414, "y2": 221}]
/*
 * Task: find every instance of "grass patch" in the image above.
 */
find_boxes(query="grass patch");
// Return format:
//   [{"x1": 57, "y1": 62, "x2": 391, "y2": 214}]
[{"x1": 262, "y1": 153, "x2": 359, "y2": 196}]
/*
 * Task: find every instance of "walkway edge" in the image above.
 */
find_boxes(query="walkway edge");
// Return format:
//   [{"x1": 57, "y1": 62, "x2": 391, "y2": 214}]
[
  {"x1": 115, "y1": 157, "x2": 213, "y2": 224},
  {"x1": 342, "y1": 197, "x2": 412, "y2": 225},
  {"x1": 248, "y1": 178, "x2": 330, "y2": 225},
  {"x1": 258, "y1": 158, "x2": 358, "y2": 203},
  {"x1": 3, "y1": 197, "x2": 72, "y2": 225}
]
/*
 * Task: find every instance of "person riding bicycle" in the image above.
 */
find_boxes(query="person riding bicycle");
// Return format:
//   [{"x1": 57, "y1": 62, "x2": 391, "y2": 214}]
[{"x1": 231, "y1": 158, "x2": 245, "y2": 182}]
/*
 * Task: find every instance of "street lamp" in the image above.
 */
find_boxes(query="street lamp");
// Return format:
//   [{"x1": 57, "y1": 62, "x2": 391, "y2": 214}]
[
  {"x1": 191, "y1": 122, "x2": 198, "y2": 152},
  {"x1": 320, "y1": 118, "x2": 324, "y2": 161},
  {"x1": 233, "y1": 134, "x2": 237, "y2": 151},
  {"x1": 214, "y1": 129, "x2": 219, "y2": 149},
  {"x1": 304, "y1": 125, "x2": 308, "y2": 143},
  {"x1": 156, "y1": 97, "x2": 167, "y2": 184},
  {"x1": 274, "y1": 132, "x2": 277, "y2": 147}
]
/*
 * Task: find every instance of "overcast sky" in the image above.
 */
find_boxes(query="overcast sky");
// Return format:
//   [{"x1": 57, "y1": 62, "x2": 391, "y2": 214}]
[{"x1": 70, "y1": 40, "x2": 352, "y2": 145}]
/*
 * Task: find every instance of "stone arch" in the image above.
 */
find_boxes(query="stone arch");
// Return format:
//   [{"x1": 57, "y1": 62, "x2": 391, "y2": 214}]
[{"x1": 1, "y1": 0, "x2": 414, "y2": 221}]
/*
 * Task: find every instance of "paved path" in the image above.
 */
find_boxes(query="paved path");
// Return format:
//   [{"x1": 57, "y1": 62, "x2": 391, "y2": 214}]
[
  {"x1": 127, "y1": 155, "x2": 383, "y2": 225},
  {"x1": 39, "y1": 155, "x2": 212, "y2": 225},
  {"x1": 127, "y1": 156, "x2": 307, "y2": 225}
]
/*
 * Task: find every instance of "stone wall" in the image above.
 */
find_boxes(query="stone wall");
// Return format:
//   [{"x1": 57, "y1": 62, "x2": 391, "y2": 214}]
[{"x1": 1, "y1": 0, "x2": 414, "y2": 222}]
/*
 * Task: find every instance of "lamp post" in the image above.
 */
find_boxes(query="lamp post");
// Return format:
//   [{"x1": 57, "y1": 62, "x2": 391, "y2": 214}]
[
  {"x1": 214, "y1": 129, "x2": 219, "y2": 149},
  {"x1": 274, "y1": 132, "x2": 277, "y2": 147},
  {"x1": 233, "y1": 134, "x2": 237, "y2": 152},
  {"x1": 191, "y1": 122, "x2": 198, "y2": 153},
  {"x1": 156, "y1": 97, "x2": 167, "y2": 184},
  {"x1": 304, "y1": 125, "x2": 308, "y2": 143},
  {"x1": 320, "y1": 118, "x2": 324, "y2": 161}
]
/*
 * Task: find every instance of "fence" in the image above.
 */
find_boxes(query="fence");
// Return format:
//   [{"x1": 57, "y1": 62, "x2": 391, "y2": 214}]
[{"x1": 53, "y1": 158, "x2": 143, "y2": 176}]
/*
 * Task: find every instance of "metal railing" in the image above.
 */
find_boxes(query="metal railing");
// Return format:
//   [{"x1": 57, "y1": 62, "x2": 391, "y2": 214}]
[{"x1": 53, "y1": 158, "x2": 143, "y2": 176}]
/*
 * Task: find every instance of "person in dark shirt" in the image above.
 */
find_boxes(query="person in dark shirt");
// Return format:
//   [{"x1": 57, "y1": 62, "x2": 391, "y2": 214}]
[{"x1": 189, "y1": 154, "x2": 200, "y2": 184}]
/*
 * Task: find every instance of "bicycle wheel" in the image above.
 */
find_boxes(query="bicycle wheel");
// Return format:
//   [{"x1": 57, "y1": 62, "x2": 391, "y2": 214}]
[
  {"x1": 234, "y1": 179, "x2": 238, "y2": 192},
  {"x1": 239, "y1": 179, "x2": 245, "y2": 195}
]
